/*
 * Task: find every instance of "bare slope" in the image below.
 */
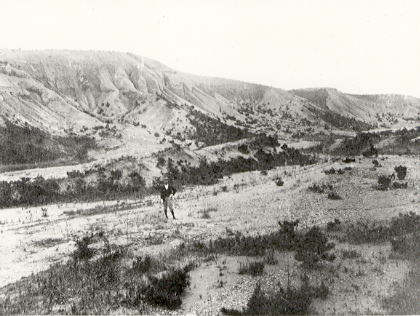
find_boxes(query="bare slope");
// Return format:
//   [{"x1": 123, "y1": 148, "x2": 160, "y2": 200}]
[
  {"x1": 290, "y1": 88, "x2": 420, "y2": 127},
  {"x1": 0, "y1": 50, "x2": 418, "y2": 150}
]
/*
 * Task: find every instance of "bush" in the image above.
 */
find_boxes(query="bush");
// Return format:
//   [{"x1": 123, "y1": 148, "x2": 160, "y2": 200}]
[
  {"x1": 221, "y1": 278, "x2": 330, "y2": 315},
  {"x1": 342, "y1": 222, "x2": 390, "y2": 244},
  {"x1": 378, "y1": 175, "x2": 393, "y2": 190},
  {"x1": 72, "y1": 236, "x2": 94, "y2": 262},
  {"x1": 238, "y1": 261, "x2": 265, "y2": 276},
  {"x1": 394, "y1": 165, "x2": 407, "y2": 180},
  {"x1": 274, "y1": 177, "x2": 284, "y2": 186},
  {"x1": 340, "y1": 249, "x2": 361, "y2": 259},
  {"x1": 326, "y1": 219, "x2": 341, "y2": 231},
  {"x1": 342, "y1": 157, "x2": 356, "y2": 163},
  {"x1": 132, "y1": 255, "x2": 153, "y2": 274},
  {"x1": 140, "y1": 267, "x2": 191, "y2": 309},
  {"x1": 308, "y1": 183, "x2": 333, "y2": 194},
  {"x1": 327, "y1": 192, "x2": 342, "y2": 200},
  {"x1": 324, "y1": 168, "x2": 336, "y2": 175},
  {"x1": 238, "y1": 144, "x2": 250, "y2": 154},
  {"x1": 391, "y1": 232, "x2": 420, "y2": 258},
  {"x1": 295, "y1": 226, "x2": 335, "y2": 269},
  {"x1": 392, "y1": 182, "x2": 408, "y2": 189},
  {"x1": 264, "y1": 249, "x2": 278, "y2": 265}
]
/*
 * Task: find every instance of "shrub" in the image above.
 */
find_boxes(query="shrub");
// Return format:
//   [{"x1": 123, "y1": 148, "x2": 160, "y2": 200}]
[
  {"x1": 342, "y1": 157, "x2": 356, "y2": 163},
  {"x1": 394, "y1": 165, "x2": 407, "y2": 180},
  {"x1": 221, "y1": 278, "x2": 330, "y2": 315},
  {"x1": 326, "y1": 219, "x2": 341, "y2": 231},
  {"x1": 324, "y1": 168, "x2": 336, "y2": 175},
  {"x1": 372, "y1": 159, "x2": 380, "y2": 167},
  {"x1": 238, "y1": 144, "x2": 250, "y2": 154},
  {"x1": 390, "y1": 232, "x2": 420, "y2": 258},
  {"x1": 308, "y1": 183, "x2": 333, "y2": 194},
  {"x1": 342, "y1": 222, "x2": 390, "y2": 244},
  {"x1": 340, "y1": 249, "x2": 361, "y2": 259},
  {"x1": 277, "y1": 220, "x2": 300, "y2": 250},
  {"x1": 274, "y1": 177, "x2": 284, "y2": 186},
  {"x1": 389, "y1": 212, "x2": 420, "y2": 236},
  {"x1": 140, "y1": 267, "x2": 191, "y2": 309},
  {"x1": 156, "y1": 156, "x2": 166, "y2": 168},
  {"x1": 238, "y1": 261, "x2": 265, "y2": 276},
  {"x1": 378, "y1": 175, "x2": 393, "y2": 190},
  {"x1": 264, "y1": 249, "x2": 278, "y2": 265},
  {"x1": 295, "y1": 226, "x2": 335, "y2": 269},
  {"x1": 392, "y1": 182, "x2": 408, "y2": 189},
  {"x1": 72, "y1": 236, "x2": 94, "y2": 262},
  {"x1": 199, "y1": 207, "x2": 217, "y2": 219},
  {"x1": 132, "y1": 255, "x2": 153, "y2": 274},
  {"x1": 327, "y1": 192, "x2": 342, "y2": 200}
]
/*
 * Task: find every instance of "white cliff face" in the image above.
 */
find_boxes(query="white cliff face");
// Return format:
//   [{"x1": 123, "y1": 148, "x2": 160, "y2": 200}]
[{"x1": 0, "y1": 49, "x2": 418, "y2": 138}]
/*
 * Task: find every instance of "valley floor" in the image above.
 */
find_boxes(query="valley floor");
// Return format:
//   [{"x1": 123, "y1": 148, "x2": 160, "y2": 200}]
[{"x1": 0, "y1": 155, "x2": 419, "y2": 314}]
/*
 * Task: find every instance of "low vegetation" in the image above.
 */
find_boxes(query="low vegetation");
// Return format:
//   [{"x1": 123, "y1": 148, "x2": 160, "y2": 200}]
[
  {"x1": 0, "y1": 120, "x2": 96, "y2": 165},
  {"x1": 163, "y1": 146, "x2": 316, "y2": 187},
  {"x1": 294, "y1": 226, "x2": 335, "y2": 269},
  {"x1": 0, "y1": 167, "x2": 147, "y2": 208},
  {"x1": 186, "y1": 108, "x2": 254, "y2": 146},
  {"x1": 341, "y1": 212, "x2": 420, "y2": 245},
  {"x1": 0, "y1": 233, "x2": 193, "y2": 314},
  {"x1": 221, "y1": 275, "x2": 329, "y2": 315},
  {"x1": 238, "y1": 261, "x2": 265, "y2": 276}
]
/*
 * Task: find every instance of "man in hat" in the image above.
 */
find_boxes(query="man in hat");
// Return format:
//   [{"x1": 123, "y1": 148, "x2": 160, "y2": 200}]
[{"x1": 160, "y1": 179, "x2": 177, "y2": 219}]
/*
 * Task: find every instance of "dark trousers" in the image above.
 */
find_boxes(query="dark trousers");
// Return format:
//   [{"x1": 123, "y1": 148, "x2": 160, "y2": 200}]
[{"x1": 163, "y1": 196, "x2": 175, "y2": 219}]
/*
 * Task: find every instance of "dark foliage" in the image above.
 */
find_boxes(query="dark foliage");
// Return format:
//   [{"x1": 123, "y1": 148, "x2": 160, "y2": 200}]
[
  {"x1": 391, "y1": 232, "x2": 420, "y2": 259},
  {"x1": 139, "y1": 267, "x2": 191, "y2": 310},
  {"x1": 72, "y1": 236, "x2": 95, "y2": 262},
  {"x1": 187, "y1": 109, "x2": 254, "y2": 146},
  {"x1": 324, "y1": 168, "x2": 336, "y2": 175},
  {"x1": 378, "y1": 174, "x2": 393, "y2": 190},
  {"x1": 362, "y1": 145, "x2": 378, "y2": 157},
  {"x1": 327, "y1": 192, "x2": 342, "y2": 200},
  {"x1": 238, "y1": 261, "x2": 265, "y2": 276},
  {"x1": 162, "y1": 148, "x2": 316, "y2": 187},
  {"x1": 238, "y1": 144, "x2": 250, "y2": 154},
  {"x1": 394, "y1": 165, "x2": 407, "y2": 180},
  {"x1": 274, "y1": 177, "x2": 284, "y2": 186},
  {"x1": 221, "y1": 277, "x2": 330, "y2": 315},
  {"x1": 0, "y1": 120, "x2": 96, "y2": 165},
  {"x1": 0, "y1": 166, "x2": 147, "y2": 208},
  {"x1": 132, "y1": 255, "x2": 153, "y2": 274},
  {"x1": 0, "y1": 236, "x2": 192, "y2": 314},
  {"x1": 342, "y1": 157, "x2": 356, "y2": 163},
  {"x1": 294, "y1": 226, "x2": 335, "y2": 269},
  {"x1": 392, "y1": 182, "x2": 408, "y2": 189},
  {"x1": 308, "y1": 183, "x2": 333, "y2": 194},
  {"x1": 342, "y1": 212, "x2": 420, "y2": 244},
  {"x1": 326, "y1": 219, "x2": 341, "y2": 232}
]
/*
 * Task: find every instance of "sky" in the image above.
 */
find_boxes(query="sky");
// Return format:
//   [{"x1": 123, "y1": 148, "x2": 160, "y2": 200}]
[{"x1": 1, "y1": 0, "x2": 419, "y2": 97}]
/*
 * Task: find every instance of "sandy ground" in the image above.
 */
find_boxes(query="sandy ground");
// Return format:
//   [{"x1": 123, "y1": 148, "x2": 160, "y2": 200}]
[{"x1": 0, "y1": 155, "x2": 419, "y2": 314}]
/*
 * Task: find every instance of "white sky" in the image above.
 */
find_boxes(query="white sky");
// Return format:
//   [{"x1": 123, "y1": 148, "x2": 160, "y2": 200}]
[{"x1": 1, "y1": 0, "x2": 419, "y2": 97}]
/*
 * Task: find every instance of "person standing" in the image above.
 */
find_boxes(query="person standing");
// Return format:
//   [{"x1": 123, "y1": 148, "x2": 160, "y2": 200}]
[{"x1": 160, "y1": 180, "x2": 177, "y2": 219}]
